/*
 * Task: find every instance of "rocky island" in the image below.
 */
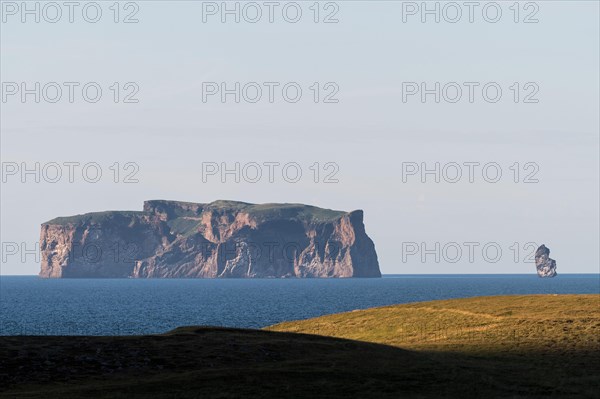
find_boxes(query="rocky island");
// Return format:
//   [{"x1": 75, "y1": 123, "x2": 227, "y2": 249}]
[
  {"x1": 39, "y1": 200, "x2": 381, "y2": 278},
  {"x1": 535, "y1": 244, "x2": 557, "y2": 278}
]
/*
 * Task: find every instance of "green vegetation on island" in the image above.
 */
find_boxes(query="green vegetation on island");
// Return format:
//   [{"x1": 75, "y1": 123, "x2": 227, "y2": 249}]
[{"x1": 44, "y1": 200, "x2": 347, "y2": 227}]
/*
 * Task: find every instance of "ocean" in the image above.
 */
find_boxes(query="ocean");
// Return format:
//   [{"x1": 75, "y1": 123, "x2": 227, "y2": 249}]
[{"x1": 1, "y1": 274, "x2": 598, "y2": 336}]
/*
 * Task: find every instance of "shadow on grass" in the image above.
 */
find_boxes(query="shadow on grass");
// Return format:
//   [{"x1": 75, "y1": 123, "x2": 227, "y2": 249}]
[{"x1": 1, "y1": 327, "x2": 598, "y2": 398}]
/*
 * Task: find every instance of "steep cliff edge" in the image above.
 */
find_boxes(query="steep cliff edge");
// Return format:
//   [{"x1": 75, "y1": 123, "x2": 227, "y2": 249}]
[{"x1": 39, "y1": 200, "x2": 381, "y2": 278}]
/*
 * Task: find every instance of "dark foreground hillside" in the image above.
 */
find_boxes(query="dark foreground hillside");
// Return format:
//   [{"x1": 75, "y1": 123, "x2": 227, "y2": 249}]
[{"x1": 1, "y1": 295, "x2": 598, "y2": 398}]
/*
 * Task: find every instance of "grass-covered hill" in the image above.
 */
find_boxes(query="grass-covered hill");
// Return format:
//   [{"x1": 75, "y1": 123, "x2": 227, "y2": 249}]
[
  {"x1": 268, "y1": 294, "x2": 600, "y2": 353},
  {"x1": 1, "y1": 295, "x2": 598, "y2": 398},
  {"x1": 44, "y1": 211, "x2": 145, "y2": 226}
]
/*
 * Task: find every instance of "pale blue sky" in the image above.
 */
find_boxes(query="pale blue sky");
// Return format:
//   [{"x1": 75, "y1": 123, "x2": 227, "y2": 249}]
[{"x1": 1, "y1": 1, "x2": 599, "y2": 274}]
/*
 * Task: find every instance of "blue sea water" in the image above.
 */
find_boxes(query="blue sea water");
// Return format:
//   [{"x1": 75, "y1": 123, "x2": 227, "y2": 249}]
[{"x1": 0, "y1": 274, "x2": 598, "y2": 336}]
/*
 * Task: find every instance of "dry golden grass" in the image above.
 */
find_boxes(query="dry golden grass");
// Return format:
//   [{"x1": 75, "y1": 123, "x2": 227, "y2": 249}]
[{"x1": 267, "y1": 295, "x2": 600, "y2": 353}]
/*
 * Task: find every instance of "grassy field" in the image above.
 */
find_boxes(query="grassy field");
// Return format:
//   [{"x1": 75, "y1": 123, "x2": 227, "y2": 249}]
[
  {"x1": 1, "y1": 295, "x2": 598, "y2": 398},
  {"x1": 268, "y1": 294, "x2": 600, "y2": 353}
]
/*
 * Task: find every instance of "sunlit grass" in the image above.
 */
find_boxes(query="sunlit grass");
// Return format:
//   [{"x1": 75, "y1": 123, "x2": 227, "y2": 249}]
[{"x1": 267, "y1": 295, "x2": 600, "y2": 353}]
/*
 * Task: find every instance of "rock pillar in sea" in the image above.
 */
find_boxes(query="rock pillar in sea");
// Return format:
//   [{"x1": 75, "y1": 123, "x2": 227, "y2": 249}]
[{"x1": 534, "y1": 244, "x2": 557, "y2": 278}]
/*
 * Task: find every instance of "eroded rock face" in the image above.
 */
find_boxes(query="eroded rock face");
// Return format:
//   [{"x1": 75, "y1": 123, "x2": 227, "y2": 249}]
[
  {"x1": 39, "y1": 200, "x2": 381, "y2": 278},
  {"x1": 535, "y1": 244, "x2": 557, "y2": 278}
]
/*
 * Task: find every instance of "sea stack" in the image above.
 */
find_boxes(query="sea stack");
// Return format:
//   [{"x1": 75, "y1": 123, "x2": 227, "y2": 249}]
[
  {"x1": 534, "y1": 244, "x2": 557, "y2": 278},
  {"x1": 39, "y1": 200, "x2": 381, "y2": 279}
]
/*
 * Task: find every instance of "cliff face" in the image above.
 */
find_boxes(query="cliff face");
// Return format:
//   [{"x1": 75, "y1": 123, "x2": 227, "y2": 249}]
[{"x1": 39, "y1": 200, "x2": 381, "y2": 278}]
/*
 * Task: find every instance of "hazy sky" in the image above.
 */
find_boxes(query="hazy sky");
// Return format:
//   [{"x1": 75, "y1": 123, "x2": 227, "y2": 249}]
[{"x1": 1, "y1": 1, "x2": 599, "y2": 275}]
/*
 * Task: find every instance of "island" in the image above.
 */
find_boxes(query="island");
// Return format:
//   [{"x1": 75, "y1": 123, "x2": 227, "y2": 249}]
[
  {"x1": 535, "y1": 244, "x2": 557, "y2": 277},
  {"x1": 39, "y1": 200, "x2": 381, "y2": 278}
]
